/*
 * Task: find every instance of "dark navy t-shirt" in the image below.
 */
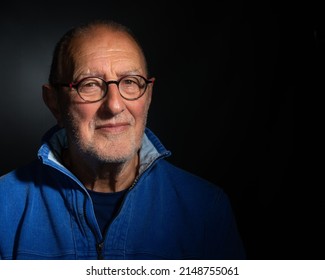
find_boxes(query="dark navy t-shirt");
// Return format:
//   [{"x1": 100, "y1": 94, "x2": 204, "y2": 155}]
[{"x1": 88, "y1": 189, "x2": 128, "y2": 234}]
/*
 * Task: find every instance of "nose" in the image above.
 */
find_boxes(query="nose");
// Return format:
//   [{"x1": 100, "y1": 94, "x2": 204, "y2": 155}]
[{"x1": 101, "y1": 82, "x2": 125, "y2": 114}]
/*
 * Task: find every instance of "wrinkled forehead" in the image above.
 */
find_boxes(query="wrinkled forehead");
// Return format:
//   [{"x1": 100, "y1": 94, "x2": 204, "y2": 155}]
[{"x1": 68, "y1": 26, "x2": 146, "y2": 67}]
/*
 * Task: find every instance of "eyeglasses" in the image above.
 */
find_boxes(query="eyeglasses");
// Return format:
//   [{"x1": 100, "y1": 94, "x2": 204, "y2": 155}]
[{"x1": 55, "y1": 75, "x2": 153, "y2": 102}]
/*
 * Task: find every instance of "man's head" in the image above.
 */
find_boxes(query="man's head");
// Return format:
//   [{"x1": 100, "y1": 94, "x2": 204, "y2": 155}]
[{"x1": 42, "y1": 19, "x2": 154, "y2": 166}]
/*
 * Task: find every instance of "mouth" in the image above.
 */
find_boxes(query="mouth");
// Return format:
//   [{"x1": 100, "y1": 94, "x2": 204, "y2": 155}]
[{"x1": 95, "y1": 122, "x2": 130, "y2": 134}]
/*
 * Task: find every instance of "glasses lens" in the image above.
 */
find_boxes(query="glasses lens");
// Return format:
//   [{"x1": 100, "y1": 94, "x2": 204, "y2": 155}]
[
  {"x1": 78, "y1": 77, "x2": 105, "y2": 101},
  {"x1": 119, "y1": 76, "x2": 146, "y2": 100}
]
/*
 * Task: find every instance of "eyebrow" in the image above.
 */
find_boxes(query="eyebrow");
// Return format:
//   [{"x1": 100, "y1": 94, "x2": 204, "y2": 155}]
[{"x1": 74, "y1": 69, "x2": 144, "y2": 81}]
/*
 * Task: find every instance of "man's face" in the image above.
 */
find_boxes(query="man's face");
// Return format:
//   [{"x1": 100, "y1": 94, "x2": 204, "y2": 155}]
[{"x1": 57, "y1": 27, "x2": 153, "y2": 164}]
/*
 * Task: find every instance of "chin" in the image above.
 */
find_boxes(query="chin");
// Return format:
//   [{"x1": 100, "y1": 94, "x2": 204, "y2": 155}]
[
  {"x1": 95, "y1": 153, "x2": 133, "y2": 164},
  {"x1": 91, "y1": 144, "x2": 137, "y2": 163}
]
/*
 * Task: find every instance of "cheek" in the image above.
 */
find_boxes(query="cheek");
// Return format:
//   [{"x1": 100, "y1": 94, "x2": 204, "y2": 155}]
[
  {"x1": 65, "y1": 104, "x2": 98, "y2": 130},
  {"x1": 74, "y1": 105, "x2": 96, "y2": 120},
  {"x1": 128, "y1": 100, "x2": 150, "y2": 124}
]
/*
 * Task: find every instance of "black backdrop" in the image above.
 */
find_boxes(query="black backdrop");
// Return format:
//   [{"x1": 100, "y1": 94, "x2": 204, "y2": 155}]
[{"x1": 1, "y1": 1, "x2": 324, "y2": 259}]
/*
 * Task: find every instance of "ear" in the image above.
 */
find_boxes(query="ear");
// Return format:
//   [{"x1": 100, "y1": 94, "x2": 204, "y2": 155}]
[{"x1": 42, "y1": 84, "x2": 63, "y2": 127}]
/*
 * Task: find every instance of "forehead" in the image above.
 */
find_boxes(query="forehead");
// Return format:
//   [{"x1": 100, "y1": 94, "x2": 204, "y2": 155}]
[
  {"x1": 63, "y1": 26, "x2": 147, "y2": 80},
  {"x1": 68, "y1": 26, "x2": 144, "y2": 64}
]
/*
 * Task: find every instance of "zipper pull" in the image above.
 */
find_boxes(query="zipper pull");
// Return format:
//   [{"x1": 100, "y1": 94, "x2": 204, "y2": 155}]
[{"x1": 96, "y1": 242, "x2": 104, "y2": 259}]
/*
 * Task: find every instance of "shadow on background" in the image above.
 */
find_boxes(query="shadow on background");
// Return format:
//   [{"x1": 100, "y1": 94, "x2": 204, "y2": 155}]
[{"x1": 0, "y1": 1, "x2": 323, "y2": 259}]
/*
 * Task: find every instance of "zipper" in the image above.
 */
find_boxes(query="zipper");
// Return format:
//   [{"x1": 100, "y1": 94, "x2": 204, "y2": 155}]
[
  {"x1": 85, "y1": 151, "x2": 171, "y2": 259},
  {"x1": 82, "y1": 199, "x2": 104, "y2": 259},
  {"x1": 94, "y1": 178, "x2": 139, "y2": 259},
  {"x1": 82, "y1": 180, "x2": 135, "y2": 260},
  {"x1": 96, "y1": 242, "x2": 104, "y2": 260}
]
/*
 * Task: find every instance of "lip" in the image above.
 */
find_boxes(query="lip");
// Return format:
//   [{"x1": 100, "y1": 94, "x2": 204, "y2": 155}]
[{"x1": 95, "y1": 122, "x2": 130, "y2": 133}]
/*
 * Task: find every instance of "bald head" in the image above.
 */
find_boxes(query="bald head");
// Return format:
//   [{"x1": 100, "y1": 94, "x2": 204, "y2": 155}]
[{"x1": 49, "y1": 19, "x2": 148, "y2": 85}]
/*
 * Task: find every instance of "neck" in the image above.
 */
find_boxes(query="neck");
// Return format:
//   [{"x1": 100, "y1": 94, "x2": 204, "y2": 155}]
[{"x1": 62, "y1": 149, "x2": 139, "y2": 193}]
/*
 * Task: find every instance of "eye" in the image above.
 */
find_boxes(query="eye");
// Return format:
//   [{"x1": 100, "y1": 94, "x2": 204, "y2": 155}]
[
  {"x1": 122, "y1": 77, "x2": 138, "y2": 85},
  {"x1": 78, "y1": 78, "x2": 103, "y2": 94},
  {"x1": 80, "y1": 78, "x2": 101, "y2": 88},
  {"x1": 121, "y1": 76, "x2": 146, "y2": 88}
]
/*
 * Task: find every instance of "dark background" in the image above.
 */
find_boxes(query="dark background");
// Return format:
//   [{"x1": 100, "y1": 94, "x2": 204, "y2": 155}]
[{"x1": 1, "y1": 1, "x2": 323, "y2": 259}]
